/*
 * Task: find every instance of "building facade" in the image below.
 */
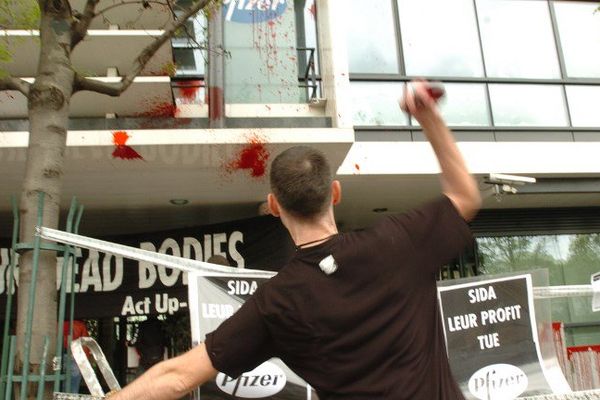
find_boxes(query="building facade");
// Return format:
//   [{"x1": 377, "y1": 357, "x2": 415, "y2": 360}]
[{"x1": 1, "y1": 0, "x2": 600, "y2": 348}]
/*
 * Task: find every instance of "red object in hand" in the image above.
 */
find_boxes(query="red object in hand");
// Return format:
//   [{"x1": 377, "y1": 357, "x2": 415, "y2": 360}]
[
  {"x1": 425, "y1": 81, "x2": 446, "y2": 101},
  {"x1": 112, "y1": 131, "x2": 144, "y2": 160},
  {"x1": 400, "y1": 81, "x2": 445, "y2": 113}
]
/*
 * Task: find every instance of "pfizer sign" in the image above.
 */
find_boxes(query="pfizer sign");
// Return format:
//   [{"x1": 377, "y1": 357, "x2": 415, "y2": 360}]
[
  {"x1": 223, "y1": 0, "x2": 288, "y2": 23},
  {"x1": 216, "y1": 361, "x2": 287, "y2": 398},
  {"x1": 468, "y1": 363, "x2": 528, "y2": 400}
]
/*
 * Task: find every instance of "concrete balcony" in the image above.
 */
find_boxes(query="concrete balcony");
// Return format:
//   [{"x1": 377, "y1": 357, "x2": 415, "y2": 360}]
[
  {"x1": 0, "y1": 30, "x2": 172, "y2": 77},
  {"x1": 0, "y1": 128, "x2": 354, "y2": 229},
  {"x1": 0, "y1": 76, "x2": 172, "y2": 118},
  {"x1": 70, "y1": 0, "x2": 173, "y2": 30}
]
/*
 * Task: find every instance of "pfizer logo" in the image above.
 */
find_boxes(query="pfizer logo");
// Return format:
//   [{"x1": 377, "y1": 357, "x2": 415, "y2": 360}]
[
  {"x1": 223, "y1": 0, "x2": 288, "y2": 23},
  {"x1": 216, "y1": 361, "x2": 286, "y2": 398},
  {"x1": 468, "y1": 363, "x2": 528, "y2": 400}
]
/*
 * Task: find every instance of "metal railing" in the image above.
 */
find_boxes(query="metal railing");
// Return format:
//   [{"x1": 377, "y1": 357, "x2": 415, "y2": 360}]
[
  {"x1": 0, "y1": 194, "x2": 84, "y2": 399},
  {"x1": 297, "y1": 47, "x2": 319, "y2": 102}
]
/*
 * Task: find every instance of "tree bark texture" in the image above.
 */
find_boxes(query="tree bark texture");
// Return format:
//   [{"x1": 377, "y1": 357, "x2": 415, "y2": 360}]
[
  {"x1": 6, "y1": 1, "x2": 215, "y2": 398},
  {"x1": 16, "y1": 1, "x2": 73, "y2": 398}
]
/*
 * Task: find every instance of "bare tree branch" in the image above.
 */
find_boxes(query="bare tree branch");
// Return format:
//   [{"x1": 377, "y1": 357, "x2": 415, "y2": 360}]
[
  {"x1": 165, "y1": 0, "x2": 207, "y2": 51},
  {"x1": 71, "y1": 0, "x2": 100, "y2": 49},
  {"x1": 0, "y1": 76, "x2": 31, "y2": 96},
  {"x1": 73, "y1": 75, "x2": 123, "y2": 96},
  {"x1": 95, "y1": 1, "x2": 170, "y2": 19},
  {"x1": 74, "y1": 0, "x2": 213, "y2": 96},
  {"x1": 73, "y1": 1, "x2": 174, "y2": 47}
]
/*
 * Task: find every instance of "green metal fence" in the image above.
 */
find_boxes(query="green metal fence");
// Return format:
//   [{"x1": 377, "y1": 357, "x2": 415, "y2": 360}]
[{"x1": 1, "y1": 193, "x2": 84, "y2": 399}]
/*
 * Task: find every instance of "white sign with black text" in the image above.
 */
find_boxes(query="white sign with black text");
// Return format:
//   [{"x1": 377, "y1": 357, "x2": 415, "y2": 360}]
[
  {"x1": 438, "y1": 274, "x2": 568, "y2": 400},
  {"x1": 188, "y1": 273, "x2": 314, "y2": 400}
]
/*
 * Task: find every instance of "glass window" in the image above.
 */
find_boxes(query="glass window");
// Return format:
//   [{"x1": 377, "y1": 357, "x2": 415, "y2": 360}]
[
  {"x1": 566, "y1": 86, "x2": 600, "y2": 128},
  {"x1": 554, "y1": 1, "x2": 600, "y2": 78},
  {"x1": 224, "y1": 3, "x2": 304, "y2": 103},
  {"x1": 172, "y1": 14, "x2": 206, "y2": 76},
  {"x1": 350, "y1": 82, "x2": 407, "y2": 126},
  {"x1": 173, "y1": 48, "x2": 205, "y2": 75},
  {"x1": 436, "y1": 83, "x2": 490, "y2": 127},
  {"x1": 300, "y1": 0, "x2": 319, "y2": 73},
  {"x1": 489, "y1": 84, "x2": 568, "y2": 127},
  {"x1": 397, "y1": 0, "x2": 483, "y2": 77},
  {"x1": 477, "y1": 234, "x2": 600, "y2": 346},
  {"x1": 476, "y1": 0, "x2": 560, "y2": 78},
  {"x1": 347, "y1": 0, "x2": 399, "y2": 74}
]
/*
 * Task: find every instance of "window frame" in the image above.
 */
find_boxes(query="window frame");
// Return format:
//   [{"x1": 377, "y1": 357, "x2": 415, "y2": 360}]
[{"x1": 347, "y1": 0, "x2": 600, "y2": 131}]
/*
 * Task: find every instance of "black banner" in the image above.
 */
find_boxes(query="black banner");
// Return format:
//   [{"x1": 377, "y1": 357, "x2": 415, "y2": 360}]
[{"x1": 0, "y1": 215, "x2": 294, "y2": 319}]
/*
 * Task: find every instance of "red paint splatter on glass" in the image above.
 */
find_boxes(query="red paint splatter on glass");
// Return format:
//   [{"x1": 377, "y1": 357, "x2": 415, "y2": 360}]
[
  {"x1": 309, "y1": 2, "x2": 316, "y2": 19},
  {"x1": 224, "y1": 136, "x2": 270, "y2": 178},
  {"x1": 177, "y1": 80, "x2": 203, "y2": 102},
  {"x1": 111, "y1": 131, "x2": 143, "y2": 160},
  {"x1": 181, "y1": 86, "x2": 199, "y2": 100}
]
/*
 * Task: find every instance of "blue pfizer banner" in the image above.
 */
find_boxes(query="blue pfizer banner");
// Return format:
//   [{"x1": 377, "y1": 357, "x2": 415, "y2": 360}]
[{"x1": 223, "y1": 0, "x2": 288, "y2": 23}]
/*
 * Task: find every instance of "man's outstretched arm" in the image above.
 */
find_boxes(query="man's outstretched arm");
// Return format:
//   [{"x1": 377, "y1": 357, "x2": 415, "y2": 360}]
[
  {"x1": 110, "y1": 343, "x2": 217, "y2": 400},
  {"x1": 401, "y1": 80, "x2": 482, "y2": 221}
]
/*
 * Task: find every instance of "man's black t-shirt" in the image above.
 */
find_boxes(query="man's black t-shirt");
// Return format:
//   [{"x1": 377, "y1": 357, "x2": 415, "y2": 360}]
[{"x1": 205, "y1": 196, "x2": 472, "y2": 399}]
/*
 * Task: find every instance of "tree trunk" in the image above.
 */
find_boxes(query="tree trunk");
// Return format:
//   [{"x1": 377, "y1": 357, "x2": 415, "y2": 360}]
[{"x1": 16, "y1": 1, "x2": 74, "y2": 398}]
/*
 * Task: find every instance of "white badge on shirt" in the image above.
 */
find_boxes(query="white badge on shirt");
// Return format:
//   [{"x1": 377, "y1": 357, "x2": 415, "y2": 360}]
[{"x1": 319, "y1": 255, "x2": 338, "y2": 275}]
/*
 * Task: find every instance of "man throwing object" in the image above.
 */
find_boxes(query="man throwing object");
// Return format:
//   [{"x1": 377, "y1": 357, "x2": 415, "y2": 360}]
[{"x1": 110, "y1": 80, "x2": 481, "y2": 400}]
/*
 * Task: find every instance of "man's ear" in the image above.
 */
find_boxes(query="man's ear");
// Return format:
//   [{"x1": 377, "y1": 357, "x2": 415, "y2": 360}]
[
  {"x1": 331, "y1": 180, "x2": 342, "y2": 205},
  {"x1": 267, "y1": 193, "x2": 281, "y2": 217}
]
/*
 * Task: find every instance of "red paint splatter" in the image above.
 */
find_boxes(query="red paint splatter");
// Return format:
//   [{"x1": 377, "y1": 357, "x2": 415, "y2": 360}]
[
  {"x1": 112, "y1": 131, "x2": 129, "y2": 146},
  {"x1": 111, "y1": 131, "x2": 143, "y2": 160},
  {"x1": 309, "y1": 2, "x2": 316, "y2": 19},
  {"x1": 181, "y1": 86, "x2": 199, "y2": 100},
  {"x1": 136, "y1": 102, "x2": 179, "y2": 118},
  {"x1": 225, "y1": 136, "x2": 270, "y2": 178},
  {"x1": 208, "y1": 86, "x2": 224, "y2": 121},
  {"x1": 176, "y1": 80, "x2": 203, "y2": 102}
]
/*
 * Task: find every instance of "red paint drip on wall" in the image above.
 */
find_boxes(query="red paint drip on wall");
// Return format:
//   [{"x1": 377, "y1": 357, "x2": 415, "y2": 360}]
[
  {"x1": 112, "y1": 131, "x2": 144, "y2": 160},
  {"x1": 137, "y1": 102, "x2": 179, "y2": 118},
  {"x1": 208, "y1": 86, "x2": 224, "y2": 121},
  {"x1": 225, "y1": 137, "x2": 270, "y2": 178}
]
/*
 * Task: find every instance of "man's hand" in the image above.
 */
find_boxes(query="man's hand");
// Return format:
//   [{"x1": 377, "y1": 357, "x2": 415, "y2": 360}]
[
  {"x1": 399, "y1": 80, "x2": 444, "y2": 128},
  {"x1": 109, "y1": 343, "x2": 217, "y2": 400},
  {"x1": 400, "y1": 80, "x2": 482, "y2": 221}
]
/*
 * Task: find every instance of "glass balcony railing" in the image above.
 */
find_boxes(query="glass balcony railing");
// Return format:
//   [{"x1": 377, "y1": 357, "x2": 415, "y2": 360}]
[{"x1": 171, "y1": 0, "x2": 320, "y2": 107}]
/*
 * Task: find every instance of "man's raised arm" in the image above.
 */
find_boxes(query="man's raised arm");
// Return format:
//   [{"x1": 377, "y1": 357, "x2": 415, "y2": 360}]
[
  {"x1": 400, "y1": 80, "x2": 482, "y2": 221},
  {"x1": 110, "y1": 343, "x2": 217, "y2": 400}
]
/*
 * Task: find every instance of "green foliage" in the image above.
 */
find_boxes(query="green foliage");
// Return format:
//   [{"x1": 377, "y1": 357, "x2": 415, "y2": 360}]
[
  {"x1": 202, "y1": 0, "x2": 225, "y2": 20},
  {"x1": 162, "y1": 313, "x2": 191, "y2": 356},
  {"x1": 0, "y1": 0, "x2": 39, "y2": 72},
  {"x1": 0, "y1": 0, "x2": 40, "y2": 29},
  {"x1": 478, "y1": 236, "x2": 563, "y2": 281}
]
